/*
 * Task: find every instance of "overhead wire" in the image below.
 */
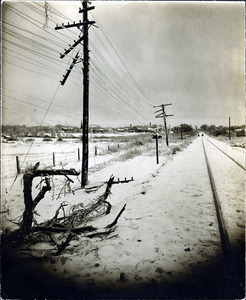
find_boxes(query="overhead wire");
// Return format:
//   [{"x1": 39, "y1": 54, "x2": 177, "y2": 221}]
[
  {"x1": 90, "y1": 47, "x2": 151, "y2": 117},
  {"x1": 89, "y1": 61, "x2": 148, "y2": 121},
  {"x1": 90, "y1": 10, "x2": 153, "y2": 108},
  {"x1": 90, "y1": 27, "x2": 150, "y2": 107},
  {"x1": 2, "y1": 1, "x2": 160, "y2": 195},
  {"x1": 3, "y1": 87, "x2": 82, "y2": 114},
  {"x1": 2, "y1": 94, "x2": 82, "y2": 122},
  {"x1": 2, "y1": 19, "x2": 68, "y2": 48},
  {"x1": 3, "y1": 2, "x2": 153, "y2": 125},
  {"x1": 2, "y1": 45, "x2": 81, "y2": 79}
]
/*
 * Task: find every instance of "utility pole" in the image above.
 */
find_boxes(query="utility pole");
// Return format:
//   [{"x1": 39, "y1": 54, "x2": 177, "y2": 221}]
[
  {"x1": 81, "y1": 1, "x2": 90, "y2": 187},
  {"x1": 54, "y1": 1, "x2": 96, "y2": 187},
  {"x1": 154, "y1": 104, "x2": 173, "y2": 146},
  {"x1": 229, "y1": 117, "x2": 231, "y2": 140}
]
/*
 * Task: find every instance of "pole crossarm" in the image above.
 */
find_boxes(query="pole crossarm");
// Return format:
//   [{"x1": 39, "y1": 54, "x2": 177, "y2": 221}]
[
  {"x1": 54, "y1": 1, "x2": 96, "y2": 187},
  {"x1": 55, "y1": 20, "x2": 95, "y2": 30},
  {"x1": 154, "y1": 103, "x2": 173, "y2": 146},
  {"x1": 60, "y1": 36, "x2": 84, "y2": 58},
  {"x1": 79, "y1": 6, "x2": 95, "y2": 13},
  {"x1": 60, "y1": 52, "x2": 80, "y2": 85},
  {"x1": 154, "y1": 108, "x2": 163, "y2": 114},
  {"x1": 155, "y1": 113, "x2": 165, "y2": 118},
  {"x1": 153, "y1": 103, "x2": 172, "y2": 108},
  {"x1": 155, "y1": 113, "x2": 174, "y2": 118}
]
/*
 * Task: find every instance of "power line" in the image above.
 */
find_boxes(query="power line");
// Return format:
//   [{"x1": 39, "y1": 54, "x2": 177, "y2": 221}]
[
  {"x1": 2, "y1": 94, "x2": 82, "y2": 122},
  {"x1": 90, "y1": 11, "x2": 153, "y2": 108},
  {"x1": 3, "y1": 87, "x2": 82, "y2": 114}
]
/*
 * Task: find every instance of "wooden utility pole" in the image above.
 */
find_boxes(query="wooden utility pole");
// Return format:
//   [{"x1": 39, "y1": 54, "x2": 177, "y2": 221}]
[
  {"x1": 229, "y1": 117, "x2": 231, "y2": 140},
  {"x1": 81, "y1": 1, "x2": 89, "y2": 187},
  {"x1": 154, "y1": 104, "x2": 173, "y2": 146},
  {"x1": 54, "y1": 1, "x2": 95, "y2": 187}
]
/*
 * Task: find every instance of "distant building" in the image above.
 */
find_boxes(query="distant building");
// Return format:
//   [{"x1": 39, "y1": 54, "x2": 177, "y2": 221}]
[
  {"x1": 90, "y1": 124, "x2": 103, "y2": 133},
  {"x1": 43, "y1": 133, "x2": 52, "y2": 138},
  {"x1": 62, "y1": 127, "x2": 73, "y2": 132},
  {"x1": 235, "y1": 128, "x2": 245, "y2": 137}
]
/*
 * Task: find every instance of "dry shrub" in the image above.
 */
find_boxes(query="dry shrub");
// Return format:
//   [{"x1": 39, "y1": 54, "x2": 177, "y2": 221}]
[
  {"x1": 119, "y1": 147, "x2": 142, "y2": 160},
  {"x1": 108, "y1": 145, "x2": 118, "y2": 153},
  {"x1": 169, "y1": 145, "x2": 181, "y2": 154}
]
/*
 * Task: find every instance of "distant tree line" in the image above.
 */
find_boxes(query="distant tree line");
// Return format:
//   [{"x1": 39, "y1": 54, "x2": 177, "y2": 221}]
[
  {"x1": 2, "y1": 123, "x2": 196, "y2": 137},
  {"x1": 200, "y1": 124, "x2": 245, "y2": 137},
  {"x1": 1, "y1": 124, "x2": 80, "y2": 138},
  {"x1": 172, "y1": 124, "x2": 194, "y2": 133},
  {"x1": 2, "y1": 123, "x2": 244, "y2": 138}
]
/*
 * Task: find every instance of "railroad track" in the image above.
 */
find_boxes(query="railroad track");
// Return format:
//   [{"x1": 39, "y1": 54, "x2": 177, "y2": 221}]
[
  {"x1": 204, "y1": 136, "x2": 245, "y2": 170},
  {"x1": 201, "y1": 136, "x2": 245, "y2": 293}
]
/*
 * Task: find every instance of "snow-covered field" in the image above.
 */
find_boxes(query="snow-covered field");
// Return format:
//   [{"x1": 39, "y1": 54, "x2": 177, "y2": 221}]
[{"x1": 1, "y1": 133, "x2": 245, "y2": 299}]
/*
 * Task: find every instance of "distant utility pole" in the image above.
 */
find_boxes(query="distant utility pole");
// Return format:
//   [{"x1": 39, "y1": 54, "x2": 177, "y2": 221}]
[
  {"x1": 229, "y1": 117, "x2": 231, "y2": 140},
  {"x1": 55, "y1": 1, "x2": 96, "y2": 187},
  {"x1": 152, "y1": 134, "x2": 162, "y2": 164},
  {"x1": 154, "y1": 104, "x2": 173, "y2": 146}
]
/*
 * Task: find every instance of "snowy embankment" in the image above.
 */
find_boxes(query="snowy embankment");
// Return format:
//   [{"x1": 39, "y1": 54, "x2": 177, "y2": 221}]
[
  {"x1": 204, "y1": 134, "x2": 245, "y2": 169},
  {"x1": 1, "y1": 134, "x2": 244, "y2": 298}
]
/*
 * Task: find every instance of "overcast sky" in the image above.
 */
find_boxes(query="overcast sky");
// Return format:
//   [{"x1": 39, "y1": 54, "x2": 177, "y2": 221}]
[{"x1": 2, "y1": 1, "x2": 245, "y2": 128}]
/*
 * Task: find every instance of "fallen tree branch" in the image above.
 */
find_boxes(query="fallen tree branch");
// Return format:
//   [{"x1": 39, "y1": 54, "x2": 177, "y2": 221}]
[
  {"x1": 54, "y1": 232, "x2": 76, "y2": 256},
  {"x1": 104, "y1": 200, "x2": 112, "y2": 215},
  {"x1": 64, "y1": 174, "x2": 74, "y2": 183},
  {"x1": 32, "y1": 203, "x2": 126, "y2": 234},
  {"x1": 32, "y1": 225, "x2": 96, "y2": 234},
  {"x1": 48, "y1": 233, "x2": 59, "y2": 246},
  {"x1": 106, "y1": 204, "x2": 127, "y2": 228},
  {"x1": 86, "y1": 228, "x2": 115, "y2": 238},
  {"x1": 31, "y1": 168, "x2": 80, "y2": 179},
  {"x1": 47, "y1": 203, "x2": 68, "y2": 227},
  {"x1": 33, "y1": 178, "x2": 51, "y2": 207},
  {"x1": 19, "y1": 174, "x2": 126, "y2": 256}
]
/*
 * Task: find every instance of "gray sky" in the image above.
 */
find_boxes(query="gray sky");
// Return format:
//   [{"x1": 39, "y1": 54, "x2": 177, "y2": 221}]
[{"x1": 2, "y1": 1, "x2": 245, "y2": 128}]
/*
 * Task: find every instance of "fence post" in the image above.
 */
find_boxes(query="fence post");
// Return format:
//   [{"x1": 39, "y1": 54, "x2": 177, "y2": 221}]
[
  {"x1": 16, "y1": 156, "x2": 20, "y2": 174},
  {"x1": 53, "y1": 152, "x2": 55, "y2": 167},
  {"x1": 78, "y1": 148, "x2": 80, "y2": 161},
  {"x1": 95, "y1": 146, "x2": 97, "y2": 156},
  {"x1": 118, "y1": 143, "x2": 120, "y2": 149}
]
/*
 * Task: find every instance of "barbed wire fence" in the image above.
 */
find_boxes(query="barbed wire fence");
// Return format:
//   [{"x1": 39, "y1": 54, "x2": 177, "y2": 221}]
[{"x1": 1, "y1": 142, "x2": 127, "y2": 179}]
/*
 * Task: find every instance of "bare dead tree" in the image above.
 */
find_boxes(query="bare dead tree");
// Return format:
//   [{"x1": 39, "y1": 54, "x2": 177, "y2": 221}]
[
  {"x1": 19, "y1": 167, "x2": 127, "y2": 256},
  {"x1": 21, "y1": 163, "x2": 80, "y2": 235}
]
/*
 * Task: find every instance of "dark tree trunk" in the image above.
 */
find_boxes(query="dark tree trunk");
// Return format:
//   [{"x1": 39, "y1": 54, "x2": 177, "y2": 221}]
[{"x1": 21, "y1": 166, "x2": 80, "y2": 236}]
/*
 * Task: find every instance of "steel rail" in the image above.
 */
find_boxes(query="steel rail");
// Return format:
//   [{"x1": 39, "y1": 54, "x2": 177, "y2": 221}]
[
  {"x1": 201, "y1": 137, "x2": 232, "y2": 257},
  {"x1": 201, "y1": 137, "x2": 245, "y2": 293},
  {"x1": 204, "y1": 136, "x2": 245, "y2": 171}
]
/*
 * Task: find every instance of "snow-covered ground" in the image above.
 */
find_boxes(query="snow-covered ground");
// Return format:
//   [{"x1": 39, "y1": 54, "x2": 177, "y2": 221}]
[
  {"x1": 202, "y1": 135, "x2": 245, "y2": 250},
  {"x1": 1, "y1": 134, "x2": 245, "y2": 299},
  {"x1": 204, "y1": 135, "x2": 245, "y2": 169}
]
